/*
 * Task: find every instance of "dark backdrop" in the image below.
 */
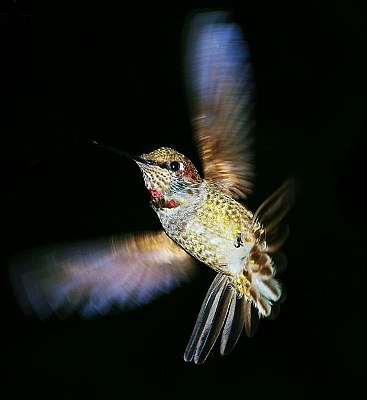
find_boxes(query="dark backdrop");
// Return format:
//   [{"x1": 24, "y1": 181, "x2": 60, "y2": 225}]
[{"x1": 2, "y1": 0, "x2": 366, "y2": 399}]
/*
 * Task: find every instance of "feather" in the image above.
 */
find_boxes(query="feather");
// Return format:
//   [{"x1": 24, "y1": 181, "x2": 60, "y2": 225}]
[
  {"x1": 185, "y1": 11, "x2": 255, "y2": 199},
  {"x1": 184, "y1": 274, "x2": 232, "y2": 364},
  {"x1": 243, "y1": 298, "x2": 259, "y2": 337},
  {"x1": 8, "y1": 231, "x2": 197, "y2": 319},
  {"x1": 253, "y1": 178, "x2": 295, "y2": 235},
  {"x1": 220, "y1": 292, "x2": 246, "y2": 355},
  {"x1": 184, "y1": 274, "x2": 262, "y2": 362}
]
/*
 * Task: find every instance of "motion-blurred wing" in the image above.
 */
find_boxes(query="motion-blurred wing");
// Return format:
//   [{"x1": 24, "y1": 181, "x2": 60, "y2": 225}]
[
  {"x1": 185, "y1": 11, "x2": 255, "y2": 199},
  {"x1": 9, "y1": 231, "x2": 196, "y2": 319},
  {"x1": 253, "y1": 178, "x2": 295, "y2": 253}
]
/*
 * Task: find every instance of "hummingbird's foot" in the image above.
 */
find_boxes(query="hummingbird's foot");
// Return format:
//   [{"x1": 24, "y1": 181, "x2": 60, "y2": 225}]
[{"x1": 234, "y1": 233, "x2": 244, "y2": 248}]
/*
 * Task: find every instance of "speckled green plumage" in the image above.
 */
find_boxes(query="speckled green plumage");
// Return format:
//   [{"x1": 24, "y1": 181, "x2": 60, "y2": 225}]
[{"x1": 156, "y1": 180, "x2": 259, "y2": 274}]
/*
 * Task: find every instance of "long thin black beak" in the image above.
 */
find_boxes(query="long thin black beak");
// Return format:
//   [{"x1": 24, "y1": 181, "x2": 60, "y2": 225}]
[{"x1": 93, "y1": 141, "x2": 154, "y2": 166}]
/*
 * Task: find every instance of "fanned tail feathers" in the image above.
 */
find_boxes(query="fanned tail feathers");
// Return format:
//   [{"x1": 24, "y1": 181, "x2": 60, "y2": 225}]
[{"x1": 184, "y1": 274, "x2": 259, "y2": 364}]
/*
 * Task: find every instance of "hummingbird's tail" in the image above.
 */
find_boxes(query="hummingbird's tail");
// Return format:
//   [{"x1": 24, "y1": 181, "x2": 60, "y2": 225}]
[{"x1": 183, "y1": 273, "x2": 258, "y2": 364}]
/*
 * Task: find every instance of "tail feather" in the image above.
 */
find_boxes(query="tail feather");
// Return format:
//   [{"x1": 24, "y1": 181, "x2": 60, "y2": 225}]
[
  {"x1": 184, "y1": 274, "x2": 232, "y2": 364},
  {"x1": 243, "y1": 299, "x2": 259, "y2": 337},
  {"x1": 220, "y1": 293, "x2": 245, "y2": 355},
  {"x1": 185, "y1": 273, "x2": 261, "y2": 363}
]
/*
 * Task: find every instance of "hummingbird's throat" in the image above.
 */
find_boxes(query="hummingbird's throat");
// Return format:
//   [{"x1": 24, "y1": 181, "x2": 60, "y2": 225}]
[
  {"x1": 150, "y1": 189, "x2": 163, "y2": 198},
  {"x1": 149, "y1": 189, "x2": 179, "y2": 209}
]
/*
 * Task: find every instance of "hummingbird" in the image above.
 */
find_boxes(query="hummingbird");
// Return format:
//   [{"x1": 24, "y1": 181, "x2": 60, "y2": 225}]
[{"x1": 8, "y1": 11, "x2": 294, "y2": 364}]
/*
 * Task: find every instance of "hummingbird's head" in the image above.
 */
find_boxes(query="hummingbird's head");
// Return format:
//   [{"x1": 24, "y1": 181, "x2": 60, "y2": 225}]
[{"x1": 135, "y1": 147, "x2": 202, "y2": 208}]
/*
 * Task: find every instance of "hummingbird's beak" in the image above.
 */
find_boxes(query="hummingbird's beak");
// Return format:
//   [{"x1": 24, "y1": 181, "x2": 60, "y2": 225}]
[{"x1": 93, "y1": 141, "x2": 155, "y2": 166}]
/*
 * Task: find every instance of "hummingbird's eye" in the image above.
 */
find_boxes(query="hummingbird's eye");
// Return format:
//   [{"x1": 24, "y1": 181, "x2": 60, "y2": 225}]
[{"x1": 168, "y1": 161, "x2": 181, "y2": 171}]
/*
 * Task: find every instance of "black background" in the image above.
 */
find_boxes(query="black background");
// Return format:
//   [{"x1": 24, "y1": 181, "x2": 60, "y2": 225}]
[{"x1": 2, "y1": 0, "x2": 366, "y2": 398}]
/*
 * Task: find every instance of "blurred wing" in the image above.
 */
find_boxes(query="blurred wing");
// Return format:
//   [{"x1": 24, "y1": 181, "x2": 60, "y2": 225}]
[
  {"x1": 253, "y1": 178, "x2": 295, "y2": 253},
  {"x1": 185, "y1": 11, "x2": 255, "y2": 199},
  {"x1": 9, "y1": 231, "x2": 197, "y2": 319}
]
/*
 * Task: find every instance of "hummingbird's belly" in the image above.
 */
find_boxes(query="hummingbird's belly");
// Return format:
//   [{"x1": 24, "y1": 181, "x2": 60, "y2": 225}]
[{"x1": 163, "y1": 191, "x2": 256, "y2": 275}]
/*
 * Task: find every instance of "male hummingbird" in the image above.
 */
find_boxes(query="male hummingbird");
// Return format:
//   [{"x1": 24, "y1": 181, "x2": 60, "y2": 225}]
[{"x1": 8, "y1": 11, "x2": 294, "y2": 364}]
